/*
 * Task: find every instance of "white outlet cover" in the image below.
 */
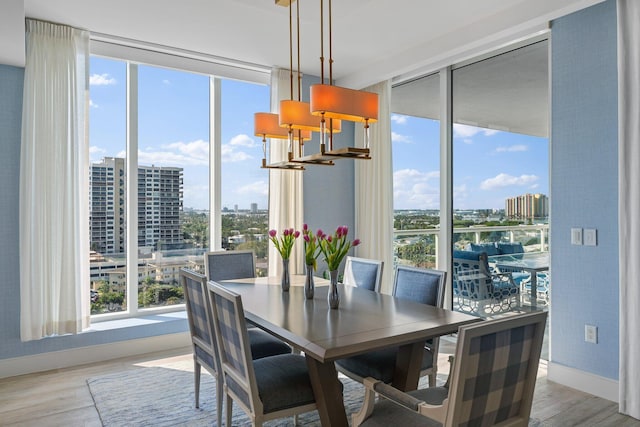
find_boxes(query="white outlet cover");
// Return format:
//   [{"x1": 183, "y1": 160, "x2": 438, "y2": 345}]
[{"x1": 584, "y1": 229, "x2": 597, "y2": 246}]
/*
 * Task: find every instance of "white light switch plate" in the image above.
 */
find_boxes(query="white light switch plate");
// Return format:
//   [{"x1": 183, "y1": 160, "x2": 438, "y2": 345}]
[
  {"x1": 571, "y1": 228, "x2": 583, "y2": 245},
  {"x1": 584, "y1": 229, "x2": 597, "y2": 246}
]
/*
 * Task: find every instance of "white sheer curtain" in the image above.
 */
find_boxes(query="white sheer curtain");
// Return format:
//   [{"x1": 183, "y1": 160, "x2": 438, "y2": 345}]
[
  {"x1": 618, "y1": 0, "x2": 640, "y2": 419},
  {"x1": 20, "y1": 19, "x2": 90, "y2": 340},
  {"x1": 354, "y1": 81, "x2": 394, "y2": 294},
  {"x1": 268, "y1": 68, "x2": 304, "y2": 275}
]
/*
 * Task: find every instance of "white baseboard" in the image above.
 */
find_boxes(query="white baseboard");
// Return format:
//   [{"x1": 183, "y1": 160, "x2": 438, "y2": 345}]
[
  {"x1": 548, "y1": 361, "x2": 619, "y2": 403},
  {"x1": 0, "y1": 332, "x2": 191, "y2": 379}
]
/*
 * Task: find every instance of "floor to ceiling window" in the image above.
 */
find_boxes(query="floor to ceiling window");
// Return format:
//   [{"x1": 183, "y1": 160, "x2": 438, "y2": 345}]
[
  {"x1": 451, "y1": 40, "x2": 549, "y2": 318},
  {"x1": 88, "y1": 51, "x2": 270, "y2": 316},
  {"x1": 391, "y1": 39, "x2": 550, "y2": 323},
  {"x1": 390, "y1": 72, "x2": 441, "y2": 269}
]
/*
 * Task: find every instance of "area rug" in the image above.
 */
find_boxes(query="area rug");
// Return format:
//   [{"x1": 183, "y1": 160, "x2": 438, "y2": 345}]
[{"x1": 88, "y1": 364, "x2": 436, "y2": 426}]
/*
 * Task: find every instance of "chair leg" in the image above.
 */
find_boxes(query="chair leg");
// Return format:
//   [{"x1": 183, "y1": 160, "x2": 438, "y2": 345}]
[
  {"x1": 428, "y1": 371, "x2": 436, "y2": 387},
  {"x1": 225, "y1": 393, "x2": 233, "y2": 427},
  {"x1": 194, "y1": 362, "x2": 201, "y2": 408},
  {"x1": 216, "y1": 374, "x2": 223, "y2": 427}
]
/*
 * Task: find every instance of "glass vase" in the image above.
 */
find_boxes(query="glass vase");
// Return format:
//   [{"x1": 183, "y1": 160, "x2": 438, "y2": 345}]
[
  {"x1": 328, "y1": 269, "x2": 340, "y2": 309},
  {"x1": 304, "y1": 264, "x2": 315, "y2": 299},
  {"x1": 281, "y1": 258, "x2": 290, "y2": 292}
]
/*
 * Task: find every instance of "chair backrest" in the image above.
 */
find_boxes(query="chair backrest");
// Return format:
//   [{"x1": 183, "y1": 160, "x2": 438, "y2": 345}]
[
  {"x1": 180, "y1": 268, "x2": 219, "y2": 373},
  {"x1": 205, "y1": 250, "x2": 256, "y2": 282},
  {"x1": 208, "y1": 281, "x2": 262, "y2": 416},
  {"x1": 445, "y1": 311, "x2": 547, "y2": 426},
  {"x1": 343, "y1": 256, "x2": 384, "y2": 292},
  {"x1": 452, "y1": 250, "x2": 493, "y2": 300},
  {"x1": 392, "y1": 265, "x2": 446, "y2": 307},
  {"x1": 497, "y1": 241, "x2": 525, "y2": 254}
]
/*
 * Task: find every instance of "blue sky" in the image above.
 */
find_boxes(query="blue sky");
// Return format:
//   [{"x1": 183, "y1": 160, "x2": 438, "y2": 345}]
[
  {"x1": 89, "y1": 56, "x2": 548, "y2": 212},
  {"x1": 89, "y1": 56, "x2": 270, "y2": 211},
  {"x1": 391, "y1": 114, "x2": 548, "y2": 211}
]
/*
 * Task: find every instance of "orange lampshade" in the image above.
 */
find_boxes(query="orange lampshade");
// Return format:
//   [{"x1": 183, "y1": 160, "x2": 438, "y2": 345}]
[
  {"x1": 254, "y1": 112, "x2": 310, "y2": 140},
  {"x1": 279, "y1": 100, "x2": 342, "y2": 133},
  {"x1": 310, "y1": 84, "x2": 379, "y2": 123}
]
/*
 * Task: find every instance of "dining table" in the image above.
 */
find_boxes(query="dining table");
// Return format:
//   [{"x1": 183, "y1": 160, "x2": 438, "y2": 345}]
[
  {"x1": 488, "y1": 251, "x2": 550, "y2": 307},
  {"x1": 217, "y1": 274, "x2": 481, "y2": 427}
]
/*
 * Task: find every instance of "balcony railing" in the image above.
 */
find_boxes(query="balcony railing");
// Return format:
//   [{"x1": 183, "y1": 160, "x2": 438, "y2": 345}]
[{"x1": 394, "y1": 224, "x2": 549, "y2": 269}]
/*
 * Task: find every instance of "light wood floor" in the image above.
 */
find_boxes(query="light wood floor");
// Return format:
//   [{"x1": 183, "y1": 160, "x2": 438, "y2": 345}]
[{"x1": 1, "y1": 343, "x2": 638, "y2": 427}]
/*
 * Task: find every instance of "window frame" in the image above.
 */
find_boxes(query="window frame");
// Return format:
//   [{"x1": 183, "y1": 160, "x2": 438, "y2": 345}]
[{"x1": 90, "y1": 37, "x2": 270, "y2": 321}]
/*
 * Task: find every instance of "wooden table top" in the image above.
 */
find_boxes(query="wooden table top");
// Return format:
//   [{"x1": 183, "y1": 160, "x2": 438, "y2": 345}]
[{"x1": 218, "y1": 276, "x2": 481, "y2": 362}]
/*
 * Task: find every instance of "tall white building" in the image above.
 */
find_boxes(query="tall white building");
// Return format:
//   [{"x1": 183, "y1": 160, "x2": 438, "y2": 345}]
[{"x1": 89, "y1": 157, "x2": 184, "y2": 254}]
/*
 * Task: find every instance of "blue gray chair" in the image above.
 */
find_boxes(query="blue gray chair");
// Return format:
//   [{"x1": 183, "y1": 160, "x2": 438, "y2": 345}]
[
  {"x1": 207, "y1": 281, "x2": 318, "y2": 426},
  {"x1": 343, "y1": 256, "x2": 384, "y2": 292},
  {"x1": 335, "y1": 265, "x2": 447, "y2": 411},
  {"x1": 180, "y1": 269, "x2": 291, "y2": 426},
  {"x1": 205, "y1": 249, "x2": 257, "y2": 282},
  {"x1": 353, "y1": 311, "x2": 548, "y2": 427}
]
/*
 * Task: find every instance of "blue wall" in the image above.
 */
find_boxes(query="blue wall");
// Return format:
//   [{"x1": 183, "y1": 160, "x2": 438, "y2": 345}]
[
  {"x1": 0, "y1": 64, "x2": 187, "y2": 364},
  {"x1": 550, "y1": 0, "x2": 619, "y2": 379},
  {"x1": 300, "y1": 74, "x2": 356, "y2": 274}
]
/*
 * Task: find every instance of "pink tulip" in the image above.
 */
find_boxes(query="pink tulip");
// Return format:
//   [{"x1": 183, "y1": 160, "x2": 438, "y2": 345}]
[
  {"x1": 317, "y1": 229, "x2": 324, "y2": 238},
  {"x1": 303, "y1": 223, "x2": 308, "y2": 231},
  {"x1": 327, "y1": 235, "x2": 333, "y2": 242},
  {"x1": 283, "y1": 229, "x2": 289, "y2": 236},
  {"x1": 294, "y1": 230, "x2": 300, "y2": 238},
  {"x1": 352, "y1": 239, "x2": 361, "y2": 247},
  {"x1": 269, "y1": 229, "x2": 277, "y2": 237},
  {"x1": 304, "y1": 235, "x2": 310, "y2": 242}
]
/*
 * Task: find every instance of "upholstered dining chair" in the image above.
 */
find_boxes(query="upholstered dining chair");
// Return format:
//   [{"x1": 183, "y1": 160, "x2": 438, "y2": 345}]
[
  {"x1": 343, "y1": 256, "x2": 384, "y2": 292},
  {"x1": 180, "y1": 268, "x2": 291, "y2": 426},
  {"x1": 207, "y1": 281, "x2": 318, "y2": 426},
  {"x1": 204, "y1": 249, "x2": 257, "y2": 282},
  {"x1": 352, "y1": 311, "x2": 548, "y2": 427},
  {"x1": 335, "y1": 266, "x2": 447, "y2": 414}
]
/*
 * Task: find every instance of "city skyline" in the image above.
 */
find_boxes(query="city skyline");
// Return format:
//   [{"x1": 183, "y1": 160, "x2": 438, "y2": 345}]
[{"x1": 89, "y1": 57, "x2": 549, "y2": 212}]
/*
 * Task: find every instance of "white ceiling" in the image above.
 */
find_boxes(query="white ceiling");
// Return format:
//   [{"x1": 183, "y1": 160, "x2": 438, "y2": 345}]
[
  {"x1": 7, "y1": 0, "x2": 604, "y2": 138},
  {"x1": 21, "y1": 0, "x2": 604, "y2": 88}
]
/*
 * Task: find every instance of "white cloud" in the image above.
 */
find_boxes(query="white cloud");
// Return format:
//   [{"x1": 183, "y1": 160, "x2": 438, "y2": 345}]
[
  {"x1": 393, "y1": 168, "x2": 440, "y2": 209},
  {"x1": 496, "y1": 144, "x2": 528, "y2": 153},
  {"x1": 229, "y1": 134, "x2": 257, "y2": 148},
  {"x1": 480, "y1": 173, "x2": 538, "y2": 190},
  {"x1": 392, "y1": 131, "x2": 412, "y2": 144},
  {"x1": 90, "y1": 73, "x2": 116, "y2": 86},
  {"x1": 89, "y1": 99, "x2": 98, "y2": 108},
  {"x1": 237, "y1": 180, "x2": 268, "y2": 196},
  {"x1": 221, "y1": 144, "x2": 253, "y2": 162},
  {"x1": 138, "y1": 139, "x2": 210, "y2": 167},
  {"x1": 162, "y1": 79, "x2": 170, "y2": 85},
  {"x1": 391, "y1": 114, "x2": 408, "y2": 125},
  {"x1": 90, "y1": 146, "x2": 106, "y2": 155},
  {"x1": 453, "y1": 123, "x2": 500, "y2": 139}
]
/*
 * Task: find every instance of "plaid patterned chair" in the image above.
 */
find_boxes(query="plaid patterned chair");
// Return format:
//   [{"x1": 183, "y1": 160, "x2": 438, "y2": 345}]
[
  {"x1": 336, "y1": 266, "x2": 447, "y2": 412},
  {"x1": 343, "y1": 256, "x2": 384, "y2": 292},
  {"x1": 208, "y1": 281, "x2": 318, "y2": 426},
  {"x1": 180, "y1": 269, "x2": 291, "y2": 426},
  {"x1": 353, "y1": 311, "x2": 548, "y2": 427}
]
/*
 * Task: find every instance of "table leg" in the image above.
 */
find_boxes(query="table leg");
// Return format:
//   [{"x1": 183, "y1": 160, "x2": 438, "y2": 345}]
[
  {"x1": 392, "y1": 341, "x2": 424, "y2": 391},
  {"x1": 305, "y1": 356, "x2": 348, "y2": 427}
]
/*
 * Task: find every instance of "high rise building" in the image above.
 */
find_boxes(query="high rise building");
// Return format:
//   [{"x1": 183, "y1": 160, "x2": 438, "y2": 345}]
[
  {"x1": 89, "y1": 157, "x2": 184, "y2": 254},
  {"x1": 505, "y1": 193, "x2": 549, "y2": 219},
  {"x1": 138, "y1": 164, "x2": 184, "y2": 249},
  {"x1": 89, "y1": 157, "x2": 125, "y2": 254},
  {"x1": 251, "y1": 203, "x2": 258, "y2": 214}
]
